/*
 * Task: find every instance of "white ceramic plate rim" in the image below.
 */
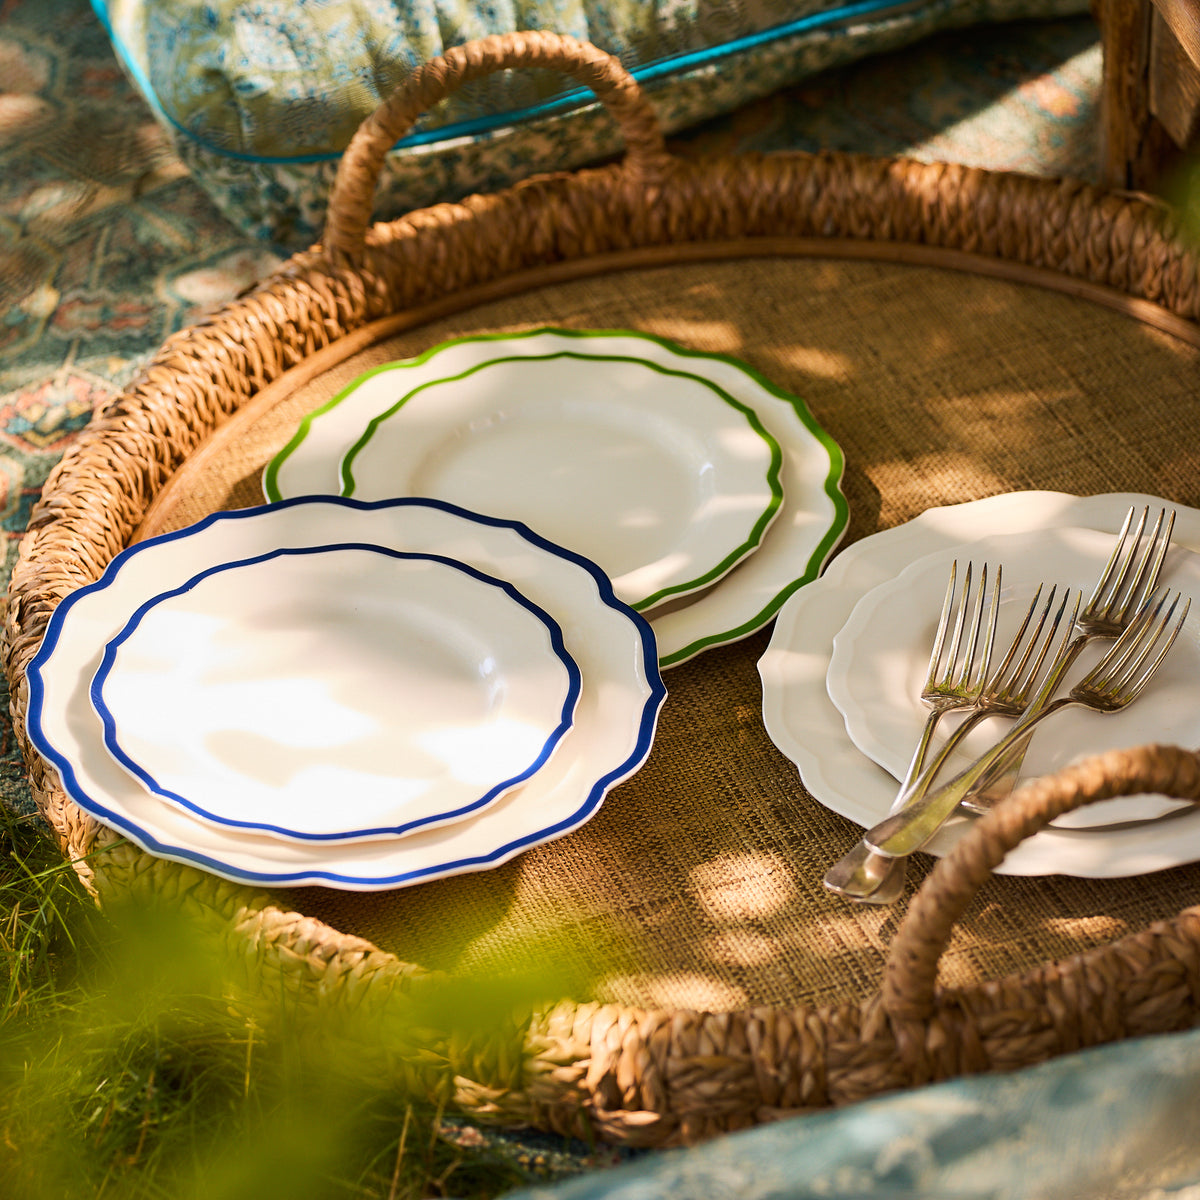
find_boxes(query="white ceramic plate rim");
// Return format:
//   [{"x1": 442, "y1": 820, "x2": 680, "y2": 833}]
[
  {"x1": 262, "y1": 327, "x2": 849, "y2": 667},
  {"x1": 26, "y1": 496, "x2": 666, "y2": 890},
  {"x1": 90, "y1": 543, "x2": 583, "y2": 843},
  {"x1": 337, "y1": 350, "x2": 786, "y2": 612},
  {"x1": 758, "y1": 492, "x2": 1200, "y2": 878}
]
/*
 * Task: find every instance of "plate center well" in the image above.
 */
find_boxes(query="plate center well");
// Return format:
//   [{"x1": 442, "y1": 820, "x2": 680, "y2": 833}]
[{"x1": 93, "y1": 545, "x2": 577, "y2": 838}]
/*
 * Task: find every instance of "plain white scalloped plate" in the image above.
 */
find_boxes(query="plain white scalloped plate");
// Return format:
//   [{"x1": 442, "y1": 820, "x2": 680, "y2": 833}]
[
  {"x1": 758, "y1": 492, "x2": 1200, "y2": 877},
  {"x1": 826, "y1": 526, "x2": 1200, "y2": 830}
]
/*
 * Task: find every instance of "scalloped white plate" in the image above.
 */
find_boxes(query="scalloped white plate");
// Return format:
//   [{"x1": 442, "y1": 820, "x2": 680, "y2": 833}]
[
  {"x1": 337, "y1": 351, "x2": 785, "y2": 613},
  {"x1": 826, "y1": 526, "x2": 1200, "y2": 830},
  {"x1": 90, "y1": 544, "x2": 581, "y2": 843},
  {"x1": 759, "y1": 492, "x2": 1200, "y2": 877},
  {"x1": 27, "y1": 497, "x2": 665, "y2": 890},
  {"x1": 263, "y1": 328, "x2": 848, "y2": 667}
]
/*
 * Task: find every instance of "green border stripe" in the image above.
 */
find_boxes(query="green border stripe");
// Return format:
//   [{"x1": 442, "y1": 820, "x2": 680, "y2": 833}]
[
  {"x1": 337, "y1": 350, "x2": 785, "y2": 613},
  {"x1": 263, "y1": 326, "x2": 849, "y2": 663}
]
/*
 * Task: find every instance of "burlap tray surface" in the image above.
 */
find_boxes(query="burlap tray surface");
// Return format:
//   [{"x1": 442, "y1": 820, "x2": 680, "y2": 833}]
[
  {"x1": 142, "y1": 255, "x2": 1200, "y2": 1015},
  {"x1": 8, "y1": 32, "x2": 1200, "y2": 1145}
]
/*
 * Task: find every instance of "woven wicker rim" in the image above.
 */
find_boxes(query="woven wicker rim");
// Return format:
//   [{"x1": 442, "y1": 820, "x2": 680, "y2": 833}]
[{"x1": 7, "y1": 31, "x2": 1200, "y2": 1146}]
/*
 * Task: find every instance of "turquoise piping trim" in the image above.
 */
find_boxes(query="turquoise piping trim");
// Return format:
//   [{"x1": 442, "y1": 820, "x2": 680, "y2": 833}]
[
  {"x1": 90, "y1": 0, "x2": 924, "y2": 165},
  {"x1": 89, "y1": 0, "x2": 164, "y2": 120}
]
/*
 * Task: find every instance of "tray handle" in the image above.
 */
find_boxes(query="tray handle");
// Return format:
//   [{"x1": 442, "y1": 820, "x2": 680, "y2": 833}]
[
  {"x1": 324, "y1": 31, "x2": 671, "y2": 260},
  {"x1": 882, "y1": 743, "x2": 1200, "y2": 1064}
]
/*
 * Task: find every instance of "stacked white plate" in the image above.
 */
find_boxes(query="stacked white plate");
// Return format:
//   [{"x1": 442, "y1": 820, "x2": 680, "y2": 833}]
[
  {"x1": 27, "y1": 497, "x2": 667, "y2": 889},
  {"x1": 759, "y1": 491, "x2": 1200, "y2": 879},
  {"x1": 27, "y1": 329, "x2": 848, "y2": 889},
  {"x1": 263, "y1": 327, "x2": 850, "y2": 668}
]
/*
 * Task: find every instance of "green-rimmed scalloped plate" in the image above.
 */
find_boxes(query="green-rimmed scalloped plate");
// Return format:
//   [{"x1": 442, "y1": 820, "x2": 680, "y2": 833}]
[
  {"x1": 264, "y1": 328, "x2": 848, "y2": 667},
  {"x1": 337, "y1": 351, "x2": 785, "y2": 612}
]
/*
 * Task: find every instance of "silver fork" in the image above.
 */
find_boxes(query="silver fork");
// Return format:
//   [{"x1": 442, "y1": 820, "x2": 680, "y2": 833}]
[
  {"x1": 960, "y1": 505, "x2": 1174, "y2": 814},
  {"x1": 824, "y1": 581, "x2": 1073, "y2": 904},
  {"x1": 896, "y1": 560, "x2": 1000, "y2": 796},
  {"x1": 819, "y1": 562, "x2": 998, "y2": 905},
  {"x1": 864, "y1": 587, "x2": 1192, "y2": 859}
]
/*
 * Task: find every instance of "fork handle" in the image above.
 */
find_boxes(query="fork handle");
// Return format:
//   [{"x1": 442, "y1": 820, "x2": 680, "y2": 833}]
[
  {"x1": 824, "y1": 704, "x2": 948, "y2": 905},
  {"x1": 824, "y1": 707, "x2": 995, "y2": 901},
  {"x1": 864, "y1": 697, "x2": 1075, "y2": 857},
  {"x1": 833, "y1": 628, "x2": 1091, "y2": 899},
  {"x1": 896, "y1": 704, "x2": 946, "y2": 796}
]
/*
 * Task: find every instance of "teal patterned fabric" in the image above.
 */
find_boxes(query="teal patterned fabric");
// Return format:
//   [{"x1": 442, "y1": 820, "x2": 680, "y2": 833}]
[
  {"x1": 93, "y1": 0, "x2": 1088, "y2": 244},
  {"x1": 502, "y1": 1025, "x2": 1200, "y2": 1199}
]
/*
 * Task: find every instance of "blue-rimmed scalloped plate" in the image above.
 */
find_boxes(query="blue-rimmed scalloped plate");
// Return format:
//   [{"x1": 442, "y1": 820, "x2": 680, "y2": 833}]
[
  {"x1": 264, "y1": 328, "x2": 849, "y2": 667},
  {"x1": 26, "y1": 496, "x2": 665, "y2": 890},
  {"x1": 89, "y1": 544, "x2": 582, "y2": 844}
]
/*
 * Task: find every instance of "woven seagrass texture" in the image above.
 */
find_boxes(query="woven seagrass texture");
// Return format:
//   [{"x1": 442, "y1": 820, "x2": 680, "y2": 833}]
[{"x1": 6, "y1": 32, "x2": 1200, "y2": 1147}]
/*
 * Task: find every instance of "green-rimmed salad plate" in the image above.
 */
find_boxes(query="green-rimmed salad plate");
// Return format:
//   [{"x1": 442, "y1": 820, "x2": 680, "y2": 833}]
[{"x1": 264, "y1": 328, "x2": 848, "y2": 667}]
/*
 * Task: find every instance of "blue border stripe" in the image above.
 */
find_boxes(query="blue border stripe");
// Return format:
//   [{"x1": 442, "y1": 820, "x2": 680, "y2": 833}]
[
  {"x1": 88, "y1": 543, "x2": 583, "y2": 844},
  {"x1": 26, "y1": 495, "x2": 666, "y2": 889},
  {"x1": 91, "y1": 0, "x2": 920, "y2": 165}
]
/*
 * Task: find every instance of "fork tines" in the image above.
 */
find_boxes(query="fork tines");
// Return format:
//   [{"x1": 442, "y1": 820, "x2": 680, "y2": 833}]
[
  {"x1": 1084, "y1": 587, "x2": 1192, "y2": 704},
  {"x1": 1089, "y1": 506, "x2": 1177, "y2": 627}
]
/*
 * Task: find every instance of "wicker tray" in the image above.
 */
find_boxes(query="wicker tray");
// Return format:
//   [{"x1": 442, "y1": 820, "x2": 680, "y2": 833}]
[{"x1": 8, "y1": 31, "x2": 1200, "y2": 1148}]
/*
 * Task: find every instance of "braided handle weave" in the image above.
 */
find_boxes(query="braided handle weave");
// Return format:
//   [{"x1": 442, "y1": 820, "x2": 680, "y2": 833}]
[
  {"x1": 323, "y1": 31, "x2": 671, "y2": 260},
  {"x1": 883, "y1": 743, "x2": 1200, "y2": 1028}
]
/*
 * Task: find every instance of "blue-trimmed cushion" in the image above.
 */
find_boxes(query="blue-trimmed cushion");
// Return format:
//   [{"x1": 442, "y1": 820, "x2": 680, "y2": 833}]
[{"x1": 93, "y1": 0, "x2": 1088, "y2": 246}]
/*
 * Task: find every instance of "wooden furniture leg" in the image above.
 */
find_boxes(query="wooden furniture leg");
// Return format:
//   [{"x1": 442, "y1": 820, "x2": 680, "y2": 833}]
[{"x1": 1097, "y1": 0, "x2": 1200, "y2": 192}]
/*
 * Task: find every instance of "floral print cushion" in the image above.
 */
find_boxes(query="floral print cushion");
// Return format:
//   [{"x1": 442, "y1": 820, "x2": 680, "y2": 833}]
[{"x1": 91, "y1": 0, "x2": 1087, "y2": 245}]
